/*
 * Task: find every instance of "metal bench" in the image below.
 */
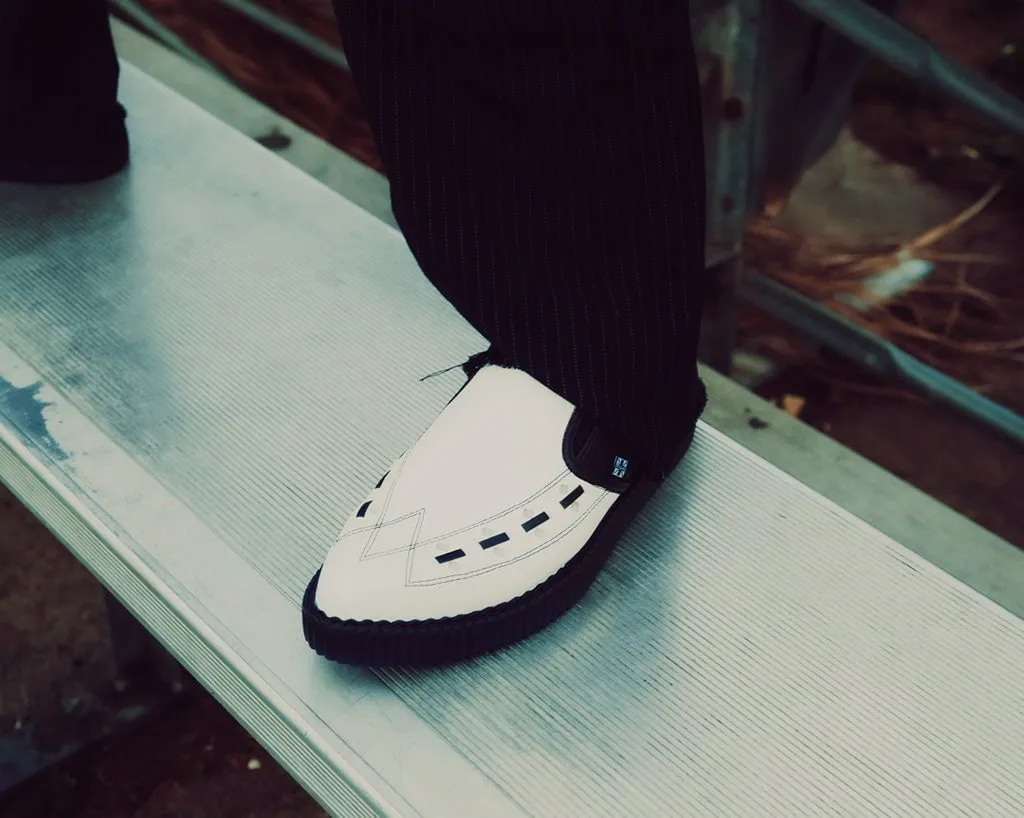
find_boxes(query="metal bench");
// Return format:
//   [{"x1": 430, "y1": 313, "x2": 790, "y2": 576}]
[{"x1": 3, "y1": 55, "x2": 1024, "y2": 816}]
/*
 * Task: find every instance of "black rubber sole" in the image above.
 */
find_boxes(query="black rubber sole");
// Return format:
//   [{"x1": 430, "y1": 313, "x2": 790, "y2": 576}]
[
  {"x1": 0, "y1": 108, "x2": 129, "y2": 185},
  {"x1": 302, "y1": 474, "x2": 662, "y2": 667},
  {"x1": 0, "y1": 147, "x2": 129, "y2": 185}
]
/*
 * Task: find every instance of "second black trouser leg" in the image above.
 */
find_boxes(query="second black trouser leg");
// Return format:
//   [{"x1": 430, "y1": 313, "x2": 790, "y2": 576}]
[
  {"x1": 0, "y1": 0, "x2": 127, "y2": 183},
  {"x1": 332, "y1": 0, "x2": 707, "y2": 480}
]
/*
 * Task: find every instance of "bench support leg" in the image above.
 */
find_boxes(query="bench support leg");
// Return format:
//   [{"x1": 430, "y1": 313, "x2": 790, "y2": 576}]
[{"x1": 104, "y1": 588, "x2": 188, "y2": 693}]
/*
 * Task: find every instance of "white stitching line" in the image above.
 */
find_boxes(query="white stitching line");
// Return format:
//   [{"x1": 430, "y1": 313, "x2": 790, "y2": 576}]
[
  {"x1": 348, "y1": 463, "x2": 577, "y2": 558},
  {"x1": 407, "y1": 488, "x2": 613, "y2": 588}
]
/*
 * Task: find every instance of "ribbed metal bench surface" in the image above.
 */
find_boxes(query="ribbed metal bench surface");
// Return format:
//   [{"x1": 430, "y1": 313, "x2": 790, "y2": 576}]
[{"x1": 2, "y1": 65, "x2": 1023, "y2": 817}]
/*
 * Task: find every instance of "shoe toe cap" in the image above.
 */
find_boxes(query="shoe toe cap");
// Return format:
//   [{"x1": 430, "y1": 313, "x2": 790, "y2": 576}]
[{"x1": 313, "y1": 488, "x2": 616, "y2": 624}]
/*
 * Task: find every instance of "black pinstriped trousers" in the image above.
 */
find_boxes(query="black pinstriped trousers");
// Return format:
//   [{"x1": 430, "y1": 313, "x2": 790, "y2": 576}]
[
  {"x1": 0, "y1": 0, "x2": 124, "y2": 178},
  {"x1": 332, "y1": 1, "x2": 708, "y2": 481},
  {"x1": 4, "y1": 0, "x2": 707, "y2": 480}
]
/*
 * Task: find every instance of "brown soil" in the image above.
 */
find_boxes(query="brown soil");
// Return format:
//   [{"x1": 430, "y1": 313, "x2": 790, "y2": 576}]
[{"x1": 2, "y1": 2, "x2": 1023, "y2": 817}]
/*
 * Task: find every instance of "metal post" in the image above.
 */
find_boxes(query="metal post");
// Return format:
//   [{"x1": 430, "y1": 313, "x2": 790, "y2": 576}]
[{"x1": 698, "y1": 0, "x2": 768, "y2": 374}]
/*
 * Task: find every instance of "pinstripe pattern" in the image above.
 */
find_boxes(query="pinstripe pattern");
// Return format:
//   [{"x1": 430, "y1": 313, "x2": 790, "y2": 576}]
[{"x1": 332, "y1": 0, "x2": 707, "y2": 480}]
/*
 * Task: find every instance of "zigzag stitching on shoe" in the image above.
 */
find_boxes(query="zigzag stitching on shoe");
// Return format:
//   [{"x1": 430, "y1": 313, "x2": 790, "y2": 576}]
[{"x1": 351, "y1": 449, "x2": 412, "y2": 561}]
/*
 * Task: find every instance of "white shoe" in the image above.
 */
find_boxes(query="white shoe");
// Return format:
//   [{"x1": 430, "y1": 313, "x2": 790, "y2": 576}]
[{"x1": 302, "y1": 361, "x2": 686, "y2": 666}]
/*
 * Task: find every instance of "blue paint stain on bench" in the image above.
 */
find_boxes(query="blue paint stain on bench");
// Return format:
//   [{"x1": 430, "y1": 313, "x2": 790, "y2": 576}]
[{"x1": 0, "y1": 378, "x2": 68, "y2": 462}]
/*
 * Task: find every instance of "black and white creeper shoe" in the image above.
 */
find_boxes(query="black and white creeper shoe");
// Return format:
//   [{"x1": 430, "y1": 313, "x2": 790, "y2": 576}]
[{"x1": 302, "y1": 359, "x2": 698, "y2": 667}]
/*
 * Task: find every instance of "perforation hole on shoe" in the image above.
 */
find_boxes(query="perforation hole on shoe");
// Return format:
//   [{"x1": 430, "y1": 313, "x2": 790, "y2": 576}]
[
  {"x1": 479, "y1": 532, "x2": 510, "y2": 550},
  {"x1": 560, "y1": 485, "x2": 584, "y2": 508},
  {"x1": 522, "y1": 512, "x2": 549, "y2": 533},
  {"x1": 375, "y1": 471, "x2": 389, "y2": 489},
  {"x1": 435, "y1": 548, "x2": 466, "y2": 564},
  {"x1": 356, "y1": 500, "x2": 372, "y2": 518}
]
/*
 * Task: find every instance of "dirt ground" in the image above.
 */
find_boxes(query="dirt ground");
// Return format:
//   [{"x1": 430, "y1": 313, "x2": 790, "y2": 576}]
[{"x1": 2, "y1": 1, "x2": 1023, "y2": 816}]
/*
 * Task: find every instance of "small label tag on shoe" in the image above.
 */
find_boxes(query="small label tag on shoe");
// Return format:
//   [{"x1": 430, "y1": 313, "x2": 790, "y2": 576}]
[{"x1": 563, "y1": 409, "x2": 635, "y2": 492}]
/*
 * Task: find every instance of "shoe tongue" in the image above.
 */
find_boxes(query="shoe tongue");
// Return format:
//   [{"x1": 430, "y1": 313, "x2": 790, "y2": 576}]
[{"x1": 562, "y1": 410, "x2": 638, "y2": 493}]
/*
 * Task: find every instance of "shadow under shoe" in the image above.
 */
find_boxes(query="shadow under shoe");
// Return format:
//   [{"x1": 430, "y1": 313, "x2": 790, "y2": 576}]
[{"x1": 0, "y1": 0, "x2": 129, "y2": 184}]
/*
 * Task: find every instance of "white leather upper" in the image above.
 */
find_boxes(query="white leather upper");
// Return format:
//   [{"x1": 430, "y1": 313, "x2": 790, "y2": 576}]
[{"x1": 315, "y1": 365, "x2": 619, "y2": 622}]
